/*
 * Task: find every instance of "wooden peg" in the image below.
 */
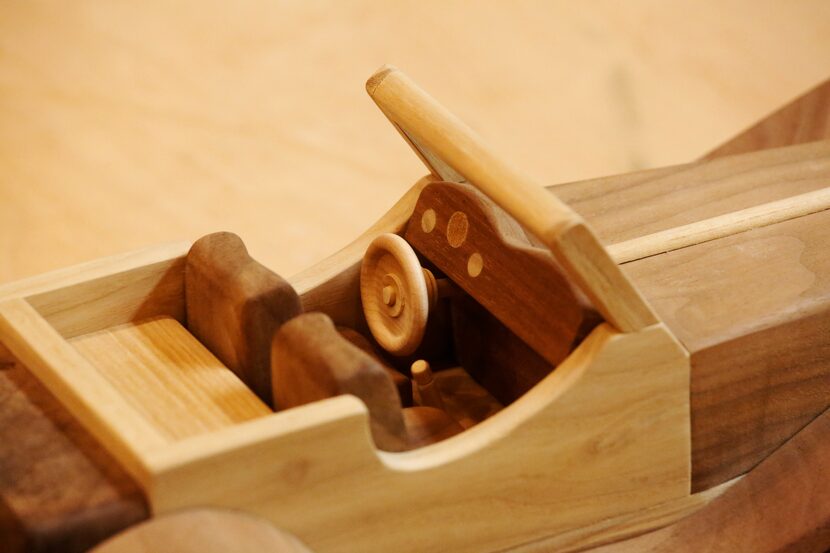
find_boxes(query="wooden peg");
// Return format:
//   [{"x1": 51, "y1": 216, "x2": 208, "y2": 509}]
[
  {"x1": 360, "y1": 233, "x2": 457, "y2": 356},
  {"x1": 411, "y1": 359, "x2": 445, "y2": 410}
]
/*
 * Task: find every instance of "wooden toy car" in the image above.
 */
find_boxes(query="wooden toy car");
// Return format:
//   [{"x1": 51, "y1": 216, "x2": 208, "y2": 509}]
[{"x1": 1, "y1": 67, "x2": 828, "y2": 553}]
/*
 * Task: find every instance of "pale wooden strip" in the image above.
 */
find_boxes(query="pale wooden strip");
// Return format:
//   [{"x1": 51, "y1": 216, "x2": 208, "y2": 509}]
[
  {"x1": 72, "y1": 317, "x2": 271, "y2": 442},
  {"x1": 0, "y1": 298, "x2": 164, "y2": 486},
  {"x1": 609, "y1": 187, "x2": 830, "y2": 263},
  {"x1": 0, "y1": 242, "x2": 190, "y2": 339},
  {"x1": 367, "y1": 66, "x2": 656, "y2": 332}
]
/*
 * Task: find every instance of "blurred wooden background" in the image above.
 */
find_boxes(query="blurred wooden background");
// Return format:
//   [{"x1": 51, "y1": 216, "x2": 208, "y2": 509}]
[{"x1": 1, "y1": 1, "x2": 829, "y2": 284}]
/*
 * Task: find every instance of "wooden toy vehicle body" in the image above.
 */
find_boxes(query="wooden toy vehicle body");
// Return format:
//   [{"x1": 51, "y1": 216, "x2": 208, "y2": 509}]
[{"x1": 1, "y1": 68, "x2": 828, "y2": 553}]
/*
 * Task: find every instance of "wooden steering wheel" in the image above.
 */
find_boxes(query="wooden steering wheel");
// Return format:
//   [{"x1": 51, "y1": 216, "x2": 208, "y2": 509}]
[{"x1": 360, "y1": 233, "x2": 443, "y2": 356}]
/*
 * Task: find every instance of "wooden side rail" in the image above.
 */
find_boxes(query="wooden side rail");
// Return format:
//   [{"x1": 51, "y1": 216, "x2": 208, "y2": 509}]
[{"x1": 366, "y1": 66, "x2": 657, "y2": 333}]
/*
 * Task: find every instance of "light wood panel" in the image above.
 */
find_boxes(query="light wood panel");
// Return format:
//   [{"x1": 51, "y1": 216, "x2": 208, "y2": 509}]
[
  {"x1": 624, "y1": 209, "x2": 830, "y2": 491},
  {"x1": 147, "y1": 322, "x2": 689, "y2": 553},
  {"x1": 2, "y1": 2, "x2": 828, "y2": 286},
  {"x1": 72, "y1": 317, "x2": 271, "y2": 442}
]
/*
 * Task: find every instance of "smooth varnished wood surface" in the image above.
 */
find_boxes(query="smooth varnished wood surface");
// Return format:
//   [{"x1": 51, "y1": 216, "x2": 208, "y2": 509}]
[
  {"x1": 2, "y1": 3, "x2": 827, "y2": 287},
  {"x1": 587, "y1": 407, "x2": 830, "y2": 553},
  {"x1": 624, "y1": 209, "x2": 830, "y2": 491},
  {"x1": 0, "y1": 362, "x2": 147, "y2": 553},
  {"x1": 186, "y1": 232, "x2": 302, "y2": 405},
  {"x1": 72, "y1": 316, "x2": 271, "y2": 442},
  {"x1": 405, "y1": 181, "x2": 597, "y2": 366},
  {"x1": 92, "y1": 509, "x2": 312, "y2": 553},
  {"x1": 552, "y1": 140, "x2": 830, "y2": 254}
]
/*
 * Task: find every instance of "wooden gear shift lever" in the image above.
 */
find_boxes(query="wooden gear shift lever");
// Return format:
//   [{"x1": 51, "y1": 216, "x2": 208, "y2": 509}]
[{"x1": 360, "y1": 233, "x2": 454, "y2": 356}]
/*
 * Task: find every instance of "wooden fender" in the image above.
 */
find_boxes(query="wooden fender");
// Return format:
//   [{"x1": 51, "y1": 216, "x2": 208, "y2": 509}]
[{"x1": 146, "y1": 322, "x2": 690, "y2": 553}]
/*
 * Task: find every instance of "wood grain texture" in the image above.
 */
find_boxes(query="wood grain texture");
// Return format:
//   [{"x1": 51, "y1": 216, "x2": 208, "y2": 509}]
[
  {"x1": 405, "y1": 181, "x2": 598, "y2": 366},
  {"x1": 624, "y1": 209, "x2": 830, "y2": 491},
  {"x1": 368, "y1": 67, "x2": 657, "y2": 333},
  {"x1": 0, "y1": 298, "x2": 166, "y2": 488},
  {"x1": 0, "y1": 362, "x2": 147, "y2": 553},
  {"x1": 72, "y1": 317, "x2": 271, "y2": 442},
  {"x1": 587, "y1": 407, "x2": 830, "y2": 553},
  {"x1": 0, "y1": 242, "x2": 189, "y2": 339},
  {"x1": 551, "y1": 140, "x2": 830, "y2": 253},
  {"x1": 92, "y1": 509, "x2": 312, "y2": 553},
  {"x1": 429, "y1": 367, "x2": 502, "y2": 430},
  {"x1": 271, "y1": 312, "x2": 460, "y2": 451},
  {"x1": 147, "y1": 323, "x2": 690, "y2": 553},
  {"x1": 186, "y1": 232, "x2": 302, "y2": 405},
  {"x1": 704, "y1": 78, "x2": 830, "y2": 159}
]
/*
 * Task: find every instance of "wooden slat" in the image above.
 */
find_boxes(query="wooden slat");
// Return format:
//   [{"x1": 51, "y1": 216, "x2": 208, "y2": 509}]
[
  {"x1": 72, "y1": 317, "x2": 271, "y2": 442},
  {"x1": 624, "y1": 209, "x2": 830, "y2": 491},
  {"x1": 0, "y1": 363, "x2": 148, "y2": 553},
  {"x1": 0, "y1": 242, "x2": 189, "y2": 339},
  {"x1": 0, "y1": 299, "x2": 165, "y2": 487}
]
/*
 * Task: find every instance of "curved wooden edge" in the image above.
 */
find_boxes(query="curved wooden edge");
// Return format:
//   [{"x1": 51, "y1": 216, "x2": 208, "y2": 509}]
[
  {"x1": 288, "y1": 175, "x2": 436, "y2": 330},
  {"x1": 91, "y1": 508, "x2": 314, "y2": 553},
  {"x1": 365, "y1": 65, "x2": 657, "y2": 333},
  {"x1": 145, "y1": 321, "x2": 690, "y2": 553}
]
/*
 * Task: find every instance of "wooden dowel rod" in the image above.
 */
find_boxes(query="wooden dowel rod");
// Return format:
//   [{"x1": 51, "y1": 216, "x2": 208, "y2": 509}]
[{"x1": 367, "y1": 66, "x2": 657, "y2": 332}]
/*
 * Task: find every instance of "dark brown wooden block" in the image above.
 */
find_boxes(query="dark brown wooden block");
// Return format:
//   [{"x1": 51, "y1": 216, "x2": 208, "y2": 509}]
[
  {"x1": 337, "y1": 326, "x2": 413, "y2": 407},
  {"x1": 271, "y1": 313, "x2": 461, "y2": 451},
  {"x1": 625, "y1": 209, "x2": 830, "y2": 491},
  {"x1": 405, "y1": 182, "x2": 598, "y2": 368},
  {"x1": 0, "y1": 362, "x2": 147, "y2": 553},
  {"x1": 185, "y1": 232, "x2": 302, "y2": 405}
]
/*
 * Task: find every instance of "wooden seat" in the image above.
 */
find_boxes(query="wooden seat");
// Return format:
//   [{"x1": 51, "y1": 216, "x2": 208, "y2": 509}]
[
  {"x1": 271, "y1": 312, "x2": 462, "y2": 451},
  {"x1": 185, "y1": 232, "x2": 302, "y2": 406}
]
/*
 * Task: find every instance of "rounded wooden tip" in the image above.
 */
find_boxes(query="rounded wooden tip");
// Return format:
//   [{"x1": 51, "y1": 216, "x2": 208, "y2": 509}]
[
  {"x1": 411, "y1": 360, "x2": 433, "y2": 386},
  {"x1": 366, "y1": 65, "x2": 397, "y2": 96}
]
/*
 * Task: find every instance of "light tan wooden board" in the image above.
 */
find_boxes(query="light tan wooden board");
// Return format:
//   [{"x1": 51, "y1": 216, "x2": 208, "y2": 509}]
[
  {"x1": 2, "y1": 2, "x2": 829, "y2": 285},
  {"x1": 147, "y1": 323, "x2": 690, "y2": 553},
  {"x1": 72, "y1": 316, "x2": 271, "y2": 442}
]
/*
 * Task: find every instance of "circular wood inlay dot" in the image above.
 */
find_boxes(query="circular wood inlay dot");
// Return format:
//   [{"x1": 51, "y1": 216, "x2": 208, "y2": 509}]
[
  {"x1": 421, "y1": 209, "x2": 436, "y2": 233},
  {"x1": 447, "y1": 211, "x2": 468, "y2": 248},
  {"x1": 467, "y1": 252, "x2": 483, "y2": 277}
]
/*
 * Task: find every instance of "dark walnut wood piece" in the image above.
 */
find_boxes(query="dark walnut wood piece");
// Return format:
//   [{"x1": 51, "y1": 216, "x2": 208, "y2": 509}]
[
  {"x1": 625, "y1": 209, "x2": 830, "y2": 492},
  {"x1": 405, "y1": 181, "x2": 599, "y2": 369},
  {"x1": 271, "y1": 313, "x2": 461, "y2": 451},
  {"x1": 0, "y1": 362, "x2": 147, "y2": 553},
  {"x1": 185, "y1": 232, "x2": 302, "y2": 406},
  {"x1": 588, "y1": 406, "x2": 830, "y2": 553}
]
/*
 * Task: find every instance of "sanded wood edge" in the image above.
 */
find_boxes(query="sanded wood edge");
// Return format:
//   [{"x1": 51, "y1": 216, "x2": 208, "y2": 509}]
[
  {"x1": 609, "y1": 187, "x2": 830, "y2": 263},
  {"x1": 0, "y1": 242, "x2": 190, "y2": 339},
  {"x1": 289, "y1": 175, "x2": 435, "y2": 329},
  {"x1": 366, "y1": 65, "x2": 657, "y2": 332},
  {"x1": 0, "y1": 298, "x2": 163, "y2": 488},
  {"x1": 144, "y1": 322, "x2": 690, "y2": 553}
]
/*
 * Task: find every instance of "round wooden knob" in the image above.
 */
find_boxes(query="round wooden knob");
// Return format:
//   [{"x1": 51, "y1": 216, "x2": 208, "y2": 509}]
[{"x1": 360, "y1": 233, "x2": 435, "y2": 356}]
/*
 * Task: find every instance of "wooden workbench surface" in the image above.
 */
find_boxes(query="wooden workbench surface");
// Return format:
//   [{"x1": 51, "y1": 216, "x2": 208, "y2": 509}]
[{"x1": 1, "y1": 2, "x2": 829, "y2": 284}]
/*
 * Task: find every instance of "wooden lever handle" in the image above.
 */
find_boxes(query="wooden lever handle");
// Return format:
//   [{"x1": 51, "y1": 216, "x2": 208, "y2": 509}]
[{"x1": 366, "y1": 65, "x2": 657, "y2": 333}]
